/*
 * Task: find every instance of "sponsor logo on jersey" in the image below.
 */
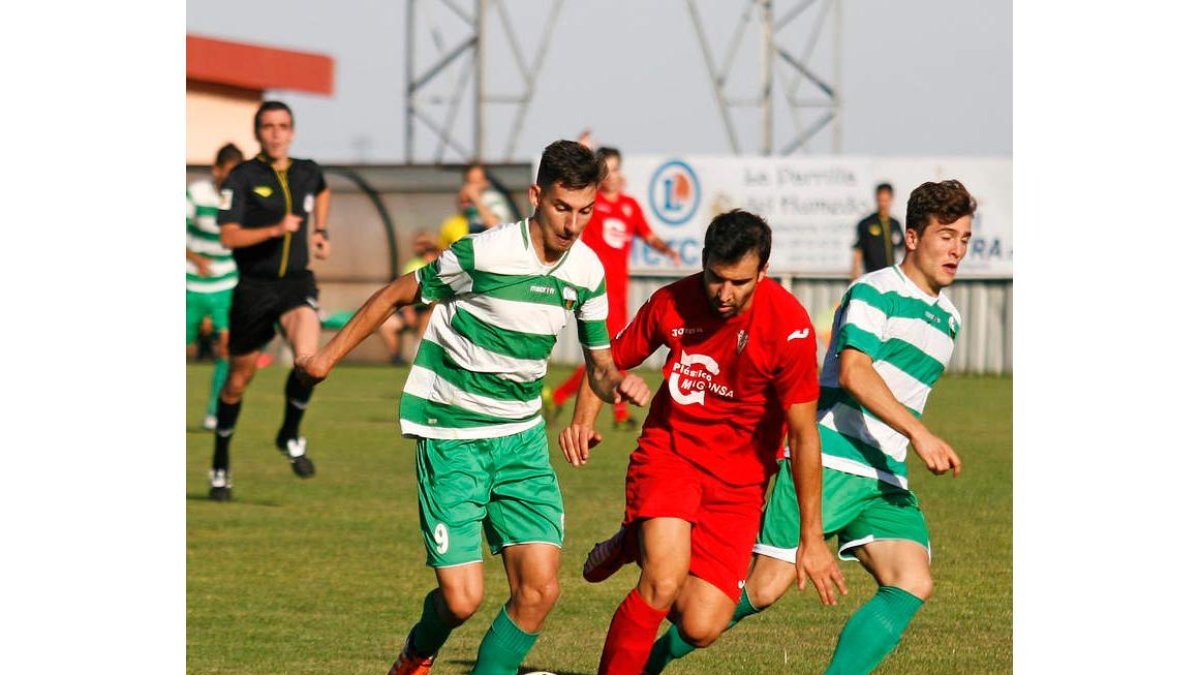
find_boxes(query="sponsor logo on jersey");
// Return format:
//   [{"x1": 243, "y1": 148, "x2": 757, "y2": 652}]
[
  {"x1": 253, "y1": 185, "x2": 274, "y2": 198},
  {"x1": 668, "y1": 350, "x2": 733, "y2": 405},
  {"x1": 601, "y1": 217, "x2": 629, "y2": 249},
  {"x1": 648, "y1": 160, "x2": 701, "y2": 226}
]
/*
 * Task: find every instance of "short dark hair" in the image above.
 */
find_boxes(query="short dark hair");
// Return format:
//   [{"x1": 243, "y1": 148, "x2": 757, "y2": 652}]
[
  {"x1": 702, "y1": 209, "x2": 772, "y2": 269},
  {"x1": 596, "y1": 146, "x2": 622, "y2": 165},
  {"x1": 535, "y1": 140, "x2": 604, "y2": 190},
  {"x1": 215, "y1": 143, "x2": 244, "y2": 167},
  {"x1": 254, "y1": 100, "x2": 294, "y2": 132},
  {"x1": 875, "y1": 182, "x2": 893, "y2": 196},
  {"x1": 906, "y1": 180, "x2": 977, "y2": 236}
]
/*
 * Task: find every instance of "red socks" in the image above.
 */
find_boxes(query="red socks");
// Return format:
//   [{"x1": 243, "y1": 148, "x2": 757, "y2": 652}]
[
  {"x1": 552, "y1": 366, "x2": 586, "y2": 406},
  {"x1": 598, "y1": 588, "x2": 669, "y2": 674}
]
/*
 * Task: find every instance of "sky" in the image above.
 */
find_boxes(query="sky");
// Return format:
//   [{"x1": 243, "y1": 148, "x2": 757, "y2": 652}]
[{"x1": 186, "y1": 0, "x2": 1012, "y2": 163}]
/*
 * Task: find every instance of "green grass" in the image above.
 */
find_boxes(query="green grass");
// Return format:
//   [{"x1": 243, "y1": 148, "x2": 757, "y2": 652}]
[{"x1": 187, "y1": 364, "x2": 1011, "y2": 674}]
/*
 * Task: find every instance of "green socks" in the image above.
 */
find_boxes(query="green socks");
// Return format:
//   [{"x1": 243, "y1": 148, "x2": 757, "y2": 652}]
[
  {"x1": 644, "y1": 589, "x2": 761, "y2": 674},
  {"x1": 824, "y1": 586, "x2": 924, "y2": 675},
  {"x1": 470, "y1": 604, "x2": 539, "y2": 675},
  {"x1": 407, "y1": 590, "x2": 455, "y2": 658},
  {"x1": 207, "y1": 358, "x2": 228, "y2": 418}
]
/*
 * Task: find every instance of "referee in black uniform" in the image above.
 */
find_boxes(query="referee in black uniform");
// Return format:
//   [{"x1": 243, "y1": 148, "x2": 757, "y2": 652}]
[
  {"x1": 851, "y1": 182, "x2": 904, "y2": 279},
  {"x1": 209, "y1": 100, "x2": 332, "y2": 501}
]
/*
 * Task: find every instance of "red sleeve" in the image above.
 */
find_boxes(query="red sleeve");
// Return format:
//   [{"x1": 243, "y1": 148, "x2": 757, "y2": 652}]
[
  {"x1": 611, "y1": 288, "x2": 666, "y2": 371},
  {"x1": 628, "y1": 198, "x2": 654, "y2": 240},
  {"x1": 775, "y1": 307, "x2": 820, "y2": 410}
]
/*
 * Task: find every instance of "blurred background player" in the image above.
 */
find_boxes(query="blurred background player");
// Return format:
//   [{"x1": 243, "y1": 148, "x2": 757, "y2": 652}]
[
  {"x1": 295, "y1": 140, "x2": 650, "y2": 675},
  {"x1": 559, "y1": 210, "x2": 844, "y2": 675},
  {"x1": 647, "y1": 180, "x2": 976, "y2": 675},
  {"x1": 376, "y1": 232, "x2": 440, "y2": 365},
  {"x1": 188, "y1": 142, "x2": 244, "y2": 430},
  {"x1": 851, "y1": 182, "x2": 904, "y2": 279},
  {"x1": 544, "y1": 146, "x2": 681, "y2": 429},
  {"x1": 209, "y1": 100, "x2": 332, "y2": 500}
]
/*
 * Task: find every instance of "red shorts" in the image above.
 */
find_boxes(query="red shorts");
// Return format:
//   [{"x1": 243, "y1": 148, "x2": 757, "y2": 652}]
[{"x1": 622, "y1": 441, "x2": 768, "y2": 601}]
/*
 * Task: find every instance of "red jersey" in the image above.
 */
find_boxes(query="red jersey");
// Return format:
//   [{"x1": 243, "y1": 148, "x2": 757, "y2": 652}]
[
  {"x1": 580, "y1": 192, "x2": 653, "y2": 333},
  {"x1": 612, "y1": 274, "x2": 820, "y2": 486}
]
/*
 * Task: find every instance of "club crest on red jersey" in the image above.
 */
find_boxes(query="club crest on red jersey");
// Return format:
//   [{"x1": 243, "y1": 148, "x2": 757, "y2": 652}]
[{"x1": 737, "y1": 330, "x2": 749, "y2": 354}]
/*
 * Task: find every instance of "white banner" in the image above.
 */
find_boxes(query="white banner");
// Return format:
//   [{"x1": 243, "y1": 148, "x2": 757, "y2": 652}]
[{"x1": 621, "y1": 155, "x2": 1012, "y2": 278}]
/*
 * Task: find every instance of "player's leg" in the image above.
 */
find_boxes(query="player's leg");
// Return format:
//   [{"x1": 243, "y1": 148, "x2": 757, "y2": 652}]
[
  {"x1": 391, "y1": 437, "x2": 493, "y2": 672},
  {"x1": 377, "y1": 311, "x2": 405, "y2": 364},
  {"x1": 470, "y1": 544, "x2": 561, "y2": 675},
  {"x1": 823, "y1": 480, "x2": 931, "y2": 675},
  {"x1": 598, "y1": 517, "x2": 691, "y2": 675},
  {"x1": 204, "y1": 288, "x2": 234, "y2": 430},
  {"x1": 646, "y1": 461, "x2": 804, "y2": 672},
  {"x1": 275, "y1": 299, "x2": 321, "y2": 476},
  {"x1": 473, "y1": 423, "x2": 565, "y2": 674}
]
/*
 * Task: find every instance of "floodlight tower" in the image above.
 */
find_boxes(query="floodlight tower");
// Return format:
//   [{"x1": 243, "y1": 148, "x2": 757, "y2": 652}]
[
  {"x1": 685, "y1": 0, "x2": 843, "y2": 155},
  {"x1": 404, "y1": 0, "x2": 564, "y2": 163}
]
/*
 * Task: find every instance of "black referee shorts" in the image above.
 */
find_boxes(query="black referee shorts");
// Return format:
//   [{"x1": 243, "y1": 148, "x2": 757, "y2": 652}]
[{"x1": 228, "y1": 271, "x2": 320, "y2": 356}]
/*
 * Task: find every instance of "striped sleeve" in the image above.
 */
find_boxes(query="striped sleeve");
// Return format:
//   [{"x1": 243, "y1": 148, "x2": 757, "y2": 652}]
[
  {"x1": 418, "y1": 236, "x2": 475, "y2": 303},
  {"x1": 575, "y1": 277, "x2": 610, "y2": 349},
  {"x1": 834, "y1": 282, "x2": 888, "y2": 359},
  {"x1": 186, "y1": 189, "x2": 196, "y2": 226}
]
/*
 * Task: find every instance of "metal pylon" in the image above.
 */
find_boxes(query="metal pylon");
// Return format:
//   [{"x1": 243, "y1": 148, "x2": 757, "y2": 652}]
[
  {"x1": 404, "y1": 0, "x2": 564, "y2": 163},
  {"x1": 685, "y1": 0, "x2": 842, "y2": 155}
]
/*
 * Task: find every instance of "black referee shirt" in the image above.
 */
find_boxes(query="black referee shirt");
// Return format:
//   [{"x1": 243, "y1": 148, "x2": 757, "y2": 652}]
[
  {"x1": 853, "y1": 213, "x2": 904, "y2": 274},
  {"x1": 217, "y1": 155, "x2": 327, "y2": 279}
]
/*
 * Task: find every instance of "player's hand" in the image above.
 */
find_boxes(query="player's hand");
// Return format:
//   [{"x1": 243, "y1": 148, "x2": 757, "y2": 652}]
[
  {"x1": 294, "y1": 353, "x2": 330, "y2": 387},
  {"x1": 911, "y1": 429, "x2": 962, "y2": 477},
  {"x1": 313, "y1": 230, "x2": 332, "y2": 260},
  {"x1": 795, "y1": 539, "x2": 847, "y2": 606},
  {"x1": 613, "y1": 374, "x2": 650, "y2": 407},
  {"x1": 558, "y1": 424, "x2": 602, "y2": 467},
  {"x1": 278, "y1": 213, "x2": 303, "y2": 236},
  {"x1": 195, "y1": 258, "x2": 212, "y2": 277}
]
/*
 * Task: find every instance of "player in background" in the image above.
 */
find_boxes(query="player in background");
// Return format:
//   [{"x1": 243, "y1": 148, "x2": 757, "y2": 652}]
[
  {"x1": 646, "y1": 180, "x2": 976, "y2": 674},
  {"x1": 559, "y1": 210, "x2": 845, "y2": 675},
  {"x1": 296, "y1": 140, "x2": 650, "y2": 675},
  {"x1": 187, "y1": 142, "x2": 243, "y2": 430},
  {"x1": 544, "y1": 146, "x2": 681, "y2": 429},
  {"x1": 209, "y1": 100, "x2": 332, "y2": 500}
]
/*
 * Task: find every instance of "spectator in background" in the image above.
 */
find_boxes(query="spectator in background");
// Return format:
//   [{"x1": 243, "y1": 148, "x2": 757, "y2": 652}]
[
  {"x1": 851, "y1": 182, "x2": 904, "y2": 279},
  {"x1": 461, "y1": 161, "x2": 517, "y2": 234},
  {"x1": 377, "y1": 232, "x2": 441, "y2": 365},
  {"x1": 187, "y1": 142, "x2": 244, "y2": 430},
  {"x1": 544, "y1": 146, "x2": 681, "y2": 430}
]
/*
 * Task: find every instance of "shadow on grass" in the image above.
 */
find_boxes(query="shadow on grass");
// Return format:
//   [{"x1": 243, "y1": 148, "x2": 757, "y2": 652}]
[
  {"x1": 445, "y1": 661, "x2": 590, "y2": 675},
  {"x1": 185, "y1": 493, "x2": 283, "y2": 507}
]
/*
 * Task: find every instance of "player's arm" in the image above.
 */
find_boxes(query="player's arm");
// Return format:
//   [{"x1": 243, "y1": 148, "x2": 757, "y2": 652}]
[
  {"x1": 559, "y1": 347, "x2": 650, "y2": 468},
  {"x1": 850, "y1": 248, "x2": 863, "y2": 279},
  {"x1": 295, "y1": 272, "x2": 422, "y2": 384},
  {"x1": 311, "y1": 186, "x2": 332, "y2": 259},
  {"x1": 839, "y1": 348, "x2": 961, "y2": 476},
  {"x1": 787, "y1": 400, "x2": 847, "y2": 605},
  {"x1": 186, "y1": 249, "x2": 211, "y2": 276},
  {"x1": 644, "y1": 233, "x2": 683, "y2": 266}
]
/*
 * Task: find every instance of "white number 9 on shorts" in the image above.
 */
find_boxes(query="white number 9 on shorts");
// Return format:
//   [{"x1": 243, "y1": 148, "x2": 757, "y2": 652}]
[{"x1": 433, "y1": 523, "x2": 450, "y2": 555}]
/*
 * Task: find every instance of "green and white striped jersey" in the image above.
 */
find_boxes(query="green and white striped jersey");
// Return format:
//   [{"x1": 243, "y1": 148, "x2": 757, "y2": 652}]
[
  {"x1": 186, "y1": 179, "x2": 238, "y2": 293},
  {"x1": 818, "y1": 265, "x2": 960, "y2": 489},
  {"x1": 400, "y1": 219, "x2": 610, "y2": 440}
]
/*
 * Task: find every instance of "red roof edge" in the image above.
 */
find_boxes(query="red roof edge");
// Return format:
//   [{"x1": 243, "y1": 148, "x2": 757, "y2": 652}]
[{"x1": 187, "y1": 34, "x2": 334, "y2": 96}]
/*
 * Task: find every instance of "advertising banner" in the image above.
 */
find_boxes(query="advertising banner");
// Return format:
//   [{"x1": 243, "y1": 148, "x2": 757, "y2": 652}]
[{"x1": 621, "y1": 155, "x2": 1012, "y2": 278}]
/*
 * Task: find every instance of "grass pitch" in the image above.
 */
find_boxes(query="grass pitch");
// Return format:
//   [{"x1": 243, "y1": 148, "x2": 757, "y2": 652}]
[{"x1": 187, "y1": 364, "x2": 1011, "y2": 674}]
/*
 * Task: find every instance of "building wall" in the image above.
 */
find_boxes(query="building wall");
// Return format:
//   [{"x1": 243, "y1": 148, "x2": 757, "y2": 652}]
[{"x1": 186, "y1": 81, "x2": 261, "y2": 165}]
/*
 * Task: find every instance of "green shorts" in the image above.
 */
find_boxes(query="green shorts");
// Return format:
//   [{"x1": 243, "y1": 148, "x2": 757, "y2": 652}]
[
  {"x1": 414, "y1": 423, "x2": 565, "y2": 568},
  {"x1": 754, "y1": 460, "x2": 931, "y2": 562},
  {"x1": 186, "y1": 288, "x2": 233, "y2": 344}
]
